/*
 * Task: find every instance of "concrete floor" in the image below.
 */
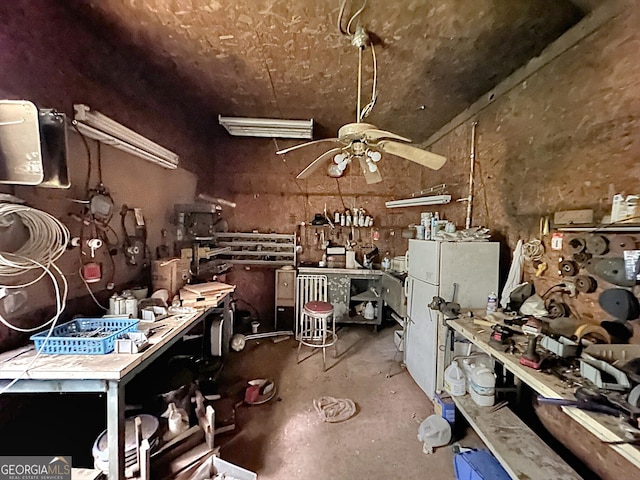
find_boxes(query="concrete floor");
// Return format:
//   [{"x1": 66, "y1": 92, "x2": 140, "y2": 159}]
[{"x1": 214, "y1": 324, "x2": 480, "y2": 479}]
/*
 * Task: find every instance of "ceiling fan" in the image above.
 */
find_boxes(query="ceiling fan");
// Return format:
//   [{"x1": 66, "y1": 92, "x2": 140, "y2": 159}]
[{"x1": 276, "y1": 16, "x2": 447, "y2": 184}]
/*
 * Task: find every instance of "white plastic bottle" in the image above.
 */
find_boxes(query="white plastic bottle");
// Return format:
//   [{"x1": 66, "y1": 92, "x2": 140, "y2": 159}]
[
  {"x1": 461, "y1": 354, "x2": 492, "y2": 393},
  {"x1": 364, "y1": 301, "x2": 375, "y2": 320},
  {"x1": 382, "y1": 252, "x2": 391, "y2": 271},
  {"x1": 444, "y1": 360, "x2": 466, "y2": 397},
  {"x1": 486, "y1": 292, "x2": 498, "y2": 315},
  {"x1": 470, "y1": 365, "x2": 497, "y2": 407}
]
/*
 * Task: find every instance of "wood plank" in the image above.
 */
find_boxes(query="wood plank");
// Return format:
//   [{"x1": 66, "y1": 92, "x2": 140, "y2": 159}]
[
  {"x1": 182, "y1": 282, "x2": 235, "y2": 295},
  {"x1": 562, "y1": 407, "x2": 640, "y2": 469},
  {"x1": 453, "y1": 394, "x2": 580, "y2": 480}
]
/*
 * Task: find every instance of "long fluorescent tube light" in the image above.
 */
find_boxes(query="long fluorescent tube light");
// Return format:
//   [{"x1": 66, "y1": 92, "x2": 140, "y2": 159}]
[
  {"x1": 218, "y1": 115, "x2": 313, "y2": 139},
  {"x1": 385, "y1": 194, "x2": 451, "y2": 208},
  {"x1": 73, "y1": 104, "x2": 179, "y2": 169}
]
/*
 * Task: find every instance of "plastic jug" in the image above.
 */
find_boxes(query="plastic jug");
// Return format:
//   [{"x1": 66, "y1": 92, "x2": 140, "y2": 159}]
[
  {"x1": 461, "y1": 354, "x2": 492, "y2": 393},
  {"x1": 470, "y1": 366, "x2": 497, "y2": 407},
  {"x1": 444, "y1": 360, "x2": 466, "y2": 397},
  {"x1": 417, "y1": 414, "x2": 452, "y2": 454},
  {"x1": 364, "y1": 301, "x2": 375, "y2": 320}
]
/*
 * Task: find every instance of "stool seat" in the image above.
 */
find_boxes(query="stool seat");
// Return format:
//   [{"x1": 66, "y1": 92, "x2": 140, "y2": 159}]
[{"x1": 304, "y1": 301, "x2": 334, "y2": 314}]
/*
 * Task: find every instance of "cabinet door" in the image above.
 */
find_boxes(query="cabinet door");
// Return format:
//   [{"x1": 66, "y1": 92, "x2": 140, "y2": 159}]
[
  {"x1": 275, "y1": 269, "x2": 295, "y2": 306},
  {"x1": 405, "y1": 277, "x2": 439, "y2": 399}
]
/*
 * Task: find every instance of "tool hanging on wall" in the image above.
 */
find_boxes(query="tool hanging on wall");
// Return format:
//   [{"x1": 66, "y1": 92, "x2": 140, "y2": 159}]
[
  {"x1": 121, "y1": 205, "x2": 148, "y2": 266},
  {"x1": 574, "y1": 275, "x2": 597, "y2": 294},
  {"x1": 67, "y1": 138, "x2": 120, "y2": 289}
]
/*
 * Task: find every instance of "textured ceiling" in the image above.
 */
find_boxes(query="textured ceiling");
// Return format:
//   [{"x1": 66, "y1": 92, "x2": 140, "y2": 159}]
[{"x1": 66, "y1": 0, "x2": 584, "y2": 144}]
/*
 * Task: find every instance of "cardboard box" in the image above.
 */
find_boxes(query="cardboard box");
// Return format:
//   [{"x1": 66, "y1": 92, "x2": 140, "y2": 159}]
[
  {"x1": 434, "y1": 392, "x2": 456, "y2": 425},
  {"x1": 152, "y1": 257, "x2": 191, "y2": 298}
]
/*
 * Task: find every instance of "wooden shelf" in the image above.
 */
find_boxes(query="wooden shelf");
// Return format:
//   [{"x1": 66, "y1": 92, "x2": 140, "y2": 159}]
[
  {"x1": 554, "y1": 223, "x2": 640, "y2": 232},
  {"x1": 453, "y1": 394, "x2": 580, "y2": 479}
]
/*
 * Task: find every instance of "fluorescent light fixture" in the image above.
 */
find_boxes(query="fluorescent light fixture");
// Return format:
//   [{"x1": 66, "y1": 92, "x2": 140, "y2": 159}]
[
  {"x1": 73, "y1": 104, "x2": 179, "y2": 169},
  {"x1": 218, "y1": 115, "x2": 313, "y2": 139},
  {"x1": 385, "y1": 194, "x2": 451, "y2": 209}
]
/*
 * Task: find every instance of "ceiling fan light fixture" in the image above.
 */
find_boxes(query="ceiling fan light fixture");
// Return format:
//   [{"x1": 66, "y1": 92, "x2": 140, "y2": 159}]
[
  {"x1": 366, "y1": 149, "x2": 382, "y2": 162},
  {"x1": 334, "y1": 153, "x2": 348, "y2": 164},
  {"x1": 328, "y1": 163, "x2": 345, "y2": 177}
]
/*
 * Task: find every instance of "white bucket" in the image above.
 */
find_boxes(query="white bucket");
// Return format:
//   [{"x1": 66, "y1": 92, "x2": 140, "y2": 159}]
[
  {"x1": 444, "y1": 360, "x2": 466, "y2": 397},
  {"x1": 470, "y1": 366, "x2": 496, "y2": 407}
]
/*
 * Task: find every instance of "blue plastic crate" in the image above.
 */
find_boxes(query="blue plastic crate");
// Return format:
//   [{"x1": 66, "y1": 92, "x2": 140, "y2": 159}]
[
  {"x1": 30, "y1": 317, "x2": 139, "y2": 355},
  {"x1": 454, "y1": 449, "x2": 510, "y2": 480}
]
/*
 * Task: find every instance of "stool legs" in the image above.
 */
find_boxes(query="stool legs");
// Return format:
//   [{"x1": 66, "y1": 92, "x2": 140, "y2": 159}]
[{"x1": 297, "y1": 310, "x2": 337, "y2": 371}]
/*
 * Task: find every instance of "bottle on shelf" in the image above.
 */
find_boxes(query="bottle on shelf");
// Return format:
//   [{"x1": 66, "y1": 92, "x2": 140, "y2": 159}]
[
  {"x1": 382, "y1": 252, "x2": 391, "y2": 271},
  {"x1": 486, "y1": 292, "x2": 498, "y2": 315},
  {"x1": 364, "y1": 301, "x2": 375, "y2": 320},
  {"x1": 444, "y1": 360, "x2": 466, "y2": 397}
]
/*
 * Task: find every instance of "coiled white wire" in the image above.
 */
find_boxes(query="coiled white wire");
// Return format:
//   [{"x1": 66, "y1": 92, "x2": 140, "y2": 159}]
[
  {"x1": 0, "y1": 203, "x2": 70, "y2": 331},
  {"x1": 0, "y1": 203, "x2": 69, "y2": 279},
  {"x1": 0, "y1": 203, "x2": 70, "y2": 394}
]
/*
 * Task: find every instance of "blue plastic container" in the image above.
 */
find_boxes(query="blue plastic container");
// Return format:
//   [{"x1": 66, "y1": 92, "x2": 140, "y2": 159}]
[
  {"x1": 454, "y1": 449, "x2": 510, "y2": 480},
  {"x1": 30, "y1": 317, "x2": 139, "y2": 354}
]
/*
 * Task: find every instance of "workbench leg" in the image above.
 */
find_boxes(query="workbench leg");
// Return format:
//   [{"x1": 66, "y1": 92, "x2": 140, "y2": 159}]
[{"x1": 107, "y1": 380, "x2": 125, "y2": 480}]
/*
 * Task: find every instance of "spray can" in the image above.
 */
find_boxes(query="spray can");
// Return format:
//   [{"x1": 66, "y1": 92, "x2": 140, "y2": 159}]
[{"x1": 109, "y1": 293, "x2": 118, "y2": 315}]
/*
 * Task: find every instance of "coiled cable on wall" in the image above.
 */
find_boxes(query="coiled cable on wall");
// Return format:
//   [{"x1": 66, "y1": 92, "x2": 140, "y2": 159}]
[
  {"x1": 0, "y1": 202, "x2": 70, "y2": 394},
  {"x1": 0, "y1": 202, "x2": 70, "y2": 332},
  {"x1": 0, "y1": 203, "x2": 69, "y2": 278},
  {"x1": 522, "y1": 239, "x2": 544, "y2": 262}
]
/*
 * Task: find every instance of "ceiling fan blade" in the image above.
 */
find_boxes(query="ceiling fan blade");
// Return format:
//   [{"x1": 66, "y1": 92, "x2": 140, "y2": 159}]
[
  {"x1": 276, "y1": 138, "x2": 339, "y2": 155},
  {"x1": 358, "y1": 157, "x2": 383, "y2": 184},
  {"x1": 377, "y1": 141, "x2": 447, "y2": 170},
  {"x1": 363, "y1": 129, "x2": 411, "y2": 143},
  {"x1": 296, "y1": 147, "x2": 344, "y2": 180}
]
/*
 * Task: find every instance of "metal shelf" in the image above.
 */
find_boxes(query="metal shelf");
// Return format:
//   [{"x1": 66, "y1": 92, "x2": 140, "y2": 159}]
[
  {"x1": 350, "y1": 291, "x2": 381, "y2": 302},
  {"x1": 212, "y1": 232, "x2": 296, "y2": 266}
]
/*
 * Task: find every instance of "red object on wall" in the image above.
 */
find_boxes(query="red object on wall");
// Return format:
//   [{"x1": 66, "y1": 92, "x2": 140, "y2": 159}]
[{"x1": 82, "y1": 262, "x2": 102, "y2": 283}]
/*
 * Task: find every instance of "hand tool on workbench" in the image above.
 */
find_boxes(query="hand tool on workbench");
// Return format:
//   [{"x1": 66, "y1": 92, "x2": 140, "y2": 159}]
[
  {"x1": 520, "y1": 335, "x2": 544, "y2": 369},
  {"x1": 537, "y1": 386, "x2": 640, "y2": 422},
  {"x1": 536, "y1": 394, "x2": 622, "y2": 417}
]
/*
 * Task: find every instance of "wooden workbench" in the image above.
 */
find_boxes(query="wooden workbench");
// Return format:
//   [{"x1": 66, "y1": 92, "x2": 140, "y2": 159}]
[
  {"x1": 448, "y1": 316, "x2": 640, "y2": 472},
  {"x1": 0, "y1": 293, "x2": 231, "y2": 480}
]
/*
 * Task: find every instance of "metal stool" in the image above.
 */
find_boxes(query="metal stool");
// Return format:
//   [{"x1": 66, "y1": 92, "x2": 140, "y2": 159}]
[{"x1": 298, "y1": 300, "x2": 337, "y2": 371}]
